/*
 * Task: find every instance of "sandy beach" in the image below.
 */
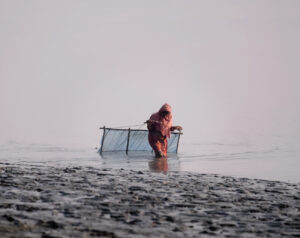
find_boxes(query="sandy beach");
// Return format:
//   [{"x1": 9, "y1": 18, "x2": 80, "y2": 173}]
[{"x1": 0, "y1": 162, "x2": 299, "y2": 238}]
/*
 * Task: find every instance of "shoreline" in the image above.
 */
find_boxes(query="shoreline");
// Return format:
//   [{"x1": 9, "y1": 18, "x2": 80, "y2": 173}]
[{"x1": 0, "y1": 163, "x2": 299, "y2": 237}]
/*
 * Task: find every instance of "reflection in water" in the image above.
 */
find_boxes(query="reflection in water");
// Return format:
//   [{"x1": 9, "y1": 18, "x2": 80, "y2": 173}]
[
  {"x1": 100, "y1": 152, "x2": 180, "y2": 172},
  {"x1": 148, "y1": 157, "x2": 168, "y2": 172}
]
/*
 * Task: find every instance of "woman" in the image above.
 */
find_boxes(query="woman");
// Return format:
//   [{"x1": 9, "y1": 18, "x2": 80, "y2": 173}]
[{"x1": 146, "y1": 104, "x2": 182, "y2": 158}]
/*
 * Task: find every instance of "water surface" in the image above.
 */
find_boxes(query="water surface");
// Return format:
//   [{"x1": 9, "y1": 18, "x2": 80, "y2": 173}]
[{"x1": 0, "y1": 137, "x2": 299, "y2": 183}]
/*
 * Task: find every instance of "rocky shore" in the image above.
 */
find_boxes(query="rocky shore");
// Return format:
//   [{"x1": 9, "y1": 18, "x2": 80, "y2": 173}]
[{"x1": 0, "y1": 162, "x2": 299, "y2": 237}]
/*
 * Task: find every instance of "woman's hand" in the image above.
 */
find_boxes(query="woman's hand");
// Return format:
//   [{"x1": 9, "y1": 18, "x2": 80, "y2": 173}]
[{"x1": 176, "y1": 126, "x2": 183, "y2": 131}]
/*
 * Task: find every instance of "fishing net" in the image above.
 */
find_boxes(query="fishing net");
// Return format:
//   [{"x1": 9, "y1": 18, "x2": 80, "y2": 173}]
[{"x1": 99, "y1": 128, "x2": 181, "y2": 153}]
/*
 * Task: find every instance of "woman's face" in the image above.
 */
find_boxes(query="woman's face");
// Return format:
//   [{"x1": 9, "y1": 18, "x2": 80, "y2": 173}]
[{"x1": 161, "y1": 111, "x2": 170, "y2": 118}]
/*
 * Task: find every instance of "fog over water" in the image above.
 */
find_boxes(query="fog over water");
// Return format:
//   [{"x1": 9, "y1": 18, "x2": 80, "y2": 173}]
[{"x1": 1, "y1": 1, "x2": 300, "y2": 181}]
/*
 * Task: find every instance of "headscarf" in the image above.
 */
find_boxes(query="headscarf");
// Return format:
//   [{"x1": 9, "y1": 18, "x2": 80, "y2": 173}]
[{"x1": 149, "y1": 103, "x2": 173, "y2": 138}]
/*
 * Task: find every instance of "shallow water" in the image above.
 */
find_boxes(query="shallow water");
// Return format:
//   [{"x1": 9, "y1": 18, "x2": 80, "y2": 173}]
[{"x1": 0, "y1": 137, "x2": 299, "y2": 183}]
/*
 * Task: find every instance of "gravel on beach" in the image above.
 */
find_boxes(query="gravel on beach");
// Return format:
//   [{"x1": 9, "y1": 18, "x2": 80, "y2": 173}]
[{"x1": 0, "y1": 163, "x2": 299, "y2": 238}]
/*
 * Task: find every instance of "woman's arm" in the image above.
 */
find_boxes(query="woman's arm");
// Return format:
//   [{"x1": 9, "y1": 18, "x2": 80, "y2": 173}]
[
  {"x1": 170, "y1": 126, "x2": 183, "y2": 131},
  {"x1": 146, "y1": 120, "x2": 160, "y2": 131},
  {"x1": 146, "y1": 120, "x2": 153, "y2": 131}
]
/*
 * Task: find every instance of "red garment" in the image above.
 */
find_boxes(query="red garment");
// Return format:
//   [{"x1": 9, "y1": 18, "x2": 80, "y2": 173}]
[
  {"x1": 147, "y1": 104, "x2": 174, "y2": 157},
  {"x1": 148, "y1": 133, "x2": 168, "y2": 157}
]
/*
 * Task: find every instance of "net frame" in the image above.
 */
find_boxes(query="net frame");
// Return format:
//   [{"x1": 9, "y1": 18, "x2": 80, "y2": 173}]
[{"x1": 99, "y1": 126, "x2": 182, "y2": 154}]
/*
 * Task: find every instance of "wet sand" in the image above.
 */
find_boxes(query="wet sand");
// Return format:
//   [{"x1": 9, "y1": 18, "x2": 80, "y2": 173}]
[{"x1": 0, "y1": 162, "x2": 299, "y2": 237}]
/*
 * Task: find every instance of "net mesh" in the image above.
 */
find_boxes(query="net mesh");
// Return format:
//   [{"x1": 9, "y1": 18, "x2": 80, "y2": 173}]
[{"x1": 100, "y1": 128, "x2": 180, "y2": 153}]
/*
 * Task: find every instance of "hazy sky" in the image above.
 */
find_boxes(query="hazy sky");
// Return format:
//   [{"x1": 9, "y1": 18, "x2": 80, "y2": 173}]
[{"x1": 1, "y1": 0, "x2": 299, "y2": 146}]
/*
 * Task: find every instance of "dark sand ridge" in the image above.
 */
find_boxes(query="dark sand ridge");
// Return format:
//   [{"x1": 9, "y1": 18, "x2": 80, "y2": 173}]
[{"x1": 0, "y1": 163, "x2": 299, "y2": 237}]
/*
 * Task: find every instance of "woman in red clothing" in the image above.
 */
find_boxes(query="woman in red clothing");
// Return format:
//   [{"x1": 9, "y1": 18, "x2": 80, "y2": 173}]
[{"x1": 146, "y1": 104, "x2": 182, "y2": 158}]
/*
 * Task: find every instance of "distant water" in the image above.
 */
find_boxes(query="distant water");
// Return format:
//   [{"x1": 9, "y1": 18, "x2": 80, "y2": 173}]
[{"x1": 0, "y1": 137, "x2": 299, "y2": 183}]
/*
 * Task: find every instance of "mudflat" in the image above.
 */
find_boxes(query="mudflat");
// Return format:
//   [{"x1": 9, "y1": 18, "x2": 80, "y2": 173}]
[{"x1": 0, "y1": 163, "x2": 299, "y2": 237}]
